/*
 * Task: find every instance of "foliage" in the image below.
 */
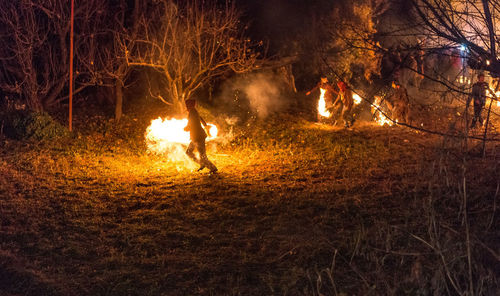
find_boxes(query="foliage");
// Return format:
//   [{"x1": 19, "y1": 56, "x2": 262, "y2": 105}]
[
  {"x1": 325, "y1": 0, "x2": 386, "y2": 81},
  {"x1": 6, "y1": 111, "x2": 69, "y2": 141}
]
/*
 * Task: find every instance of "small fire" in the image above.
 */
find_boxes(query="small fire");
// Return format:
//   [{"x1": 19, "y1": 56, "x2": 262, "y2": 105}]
[
  {"x1": 353, "y1": 93, "x2": 362, "y2": 105},
  {"x1": 458, "y1": 76, "x2": 471, "y2": 85},
  {"x1": 372, "y1": 96, "x2": 394, "y2": 126},
  {"x1": 145, "y1": 117, "x2": 218, "y2": 163},
  {"x1": 318, "y1": 88, "x2": 331, "y2": 117}
]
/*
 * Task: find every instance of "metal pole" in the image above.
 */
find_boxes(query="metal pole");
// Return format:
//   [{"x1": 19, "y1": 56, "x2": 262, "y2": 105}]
[{"x1": 69, "y1": 0, "x2": 74, "y2": 131}]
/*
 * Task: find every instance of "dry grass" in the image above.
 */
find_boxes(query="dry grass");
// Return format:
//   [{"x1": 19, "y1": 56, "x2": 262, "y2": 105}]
[{"x1": 0, "y1": 110, "x2": 498, "y2": 295}]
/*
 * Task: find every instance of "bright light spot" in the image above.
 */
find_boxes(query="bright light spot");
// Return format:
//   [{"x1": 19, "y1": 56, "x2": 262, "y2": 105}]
[
  {"x1": 353, "y1": 93, "x2": 362, "y2": 105},
  {"x1": 318, "y1": 88, "x2": 331, "y2": 117},
  {"x1": 460, "y1": 44, "x2": 467, "y2": 52},
  {"x1": 458, "y1": 76, "x2": 471, "y2": 85},
  {"x1": 372, "y1": 96, "x2": 394, "y2": 126},
  {"x1": 145, "y1": 117, "x2": 219, "y2": 166},
  {"x1": 147, "y1": 118, "x2": 190, "y2": 145}
]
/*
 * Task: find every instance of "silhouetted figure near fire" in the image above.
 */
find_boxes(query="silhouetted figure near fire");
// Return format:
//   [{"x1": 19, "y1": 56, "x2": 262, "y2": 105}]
[
  {"x1": 386, "y1": 81, "x2": 410, "y2": 124},
  {"x1": 306, "y1": 76, "x2": 337, "y2": 112},
  {"x1": 333, "y1": 80, "x2": 354, "y2": 127},
  {"x1": 467, "y1": 73, "x2": 492, "y2": 129},
  {"x1": 184, "y1": 99, "x2": 218, "y2": 173}
]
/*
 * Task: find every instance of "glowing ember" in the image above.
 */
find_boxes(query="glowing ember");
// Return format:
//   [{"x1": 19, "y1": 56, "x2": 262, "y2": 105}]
[
  {"x1": 353, "y1": 93, "x2": 362, "y2": 105},
  {"x1": 318, "y1": 88, "x2": 331, "y2": 118},
  {"x1": 145, "y1": 117, "x2": 218, "y2": 160}
]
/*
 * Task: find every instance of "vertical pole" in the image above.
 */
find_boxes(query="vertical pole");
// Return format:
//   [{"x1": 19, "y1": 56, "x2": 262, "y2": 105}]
[
  {"x1": 481, "y1": 79, "x2": 499, "y2": 157},
  {"x1": 69, "y1": 0, "x2": 74, "y2": 131}
]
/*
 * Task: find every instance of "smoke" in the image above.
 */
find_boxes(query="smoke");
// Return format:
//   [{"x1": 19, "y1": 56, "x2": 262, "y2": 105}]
[
  {"x1": 220, "y1": 72, "x2": 287, "y2": 119},
  {"x1": 243, "y1": 73, "x2": 283, "y2": 117}
]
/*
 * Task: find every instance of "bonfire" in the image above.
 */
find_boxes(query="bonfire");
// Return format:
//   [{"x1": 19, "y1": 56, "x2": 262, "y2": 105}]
[{"x1": 145, "y1": 117, "x2": 218, "y2": 163}]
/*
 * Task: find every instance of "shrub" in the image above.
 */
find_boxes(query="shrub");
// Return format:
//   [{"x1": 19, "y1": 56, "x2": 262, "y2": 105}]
[{"x1": 3, "y1": 111, "x2": 69, "y2": 141}]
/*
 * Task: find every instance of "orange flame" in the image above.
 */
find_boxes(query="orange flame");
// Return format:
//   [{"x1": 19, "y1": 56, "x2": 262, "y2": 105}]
[
  {"x1": 145, "y1": 117, "x2": 218, "y2": 165},
  {"x1": 353, "y1": 93, "x2": 362, "y2": 105},
  {"x1": 318, "y1": 88, "x2": 331, "y2": 117},
  {"x1": 372, "y1": 96, "x2": 394, "y2": 126}
]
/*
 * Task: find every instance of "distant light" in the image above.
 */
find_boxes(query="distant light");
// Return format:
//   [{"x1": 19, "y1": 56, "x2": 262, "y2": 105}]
[
  {"x1": 460, "y1": 44, "x2": 467, "y2": 52},
  {"x1": 486, "y1": 60, "x2": 491, "y2": 65}
]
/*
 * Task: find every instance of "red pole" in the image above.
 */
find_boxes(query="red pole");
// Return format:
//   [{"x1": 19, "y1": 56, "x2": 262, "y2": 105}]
[{"x1": 69, "y1": 0, "x2": 74, "y2": 131}]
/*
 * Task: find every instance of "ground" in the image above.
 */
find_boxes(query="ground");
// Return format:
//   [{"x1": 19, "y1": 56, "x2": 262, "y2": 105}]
[{"x1": 0, "y1": 104, "x2": 498, "y2": 295}]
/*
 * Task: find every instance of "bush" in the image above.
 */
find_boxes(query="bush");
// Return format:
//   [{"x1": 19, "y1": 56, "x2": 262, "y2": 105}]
[{"x1": 3, "y1": 111, "x2": 69, "y2": 141}]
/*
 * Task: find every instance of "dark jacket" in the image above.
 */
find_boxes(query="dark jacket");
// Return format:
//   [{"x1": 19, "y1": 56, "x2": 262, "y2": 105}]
[
  {"x1": 469, "y1": 81, "x2": 490, "y2": 107},
  {"x1": 186, "y1": 108, "x2": 207, "y2": 141}
]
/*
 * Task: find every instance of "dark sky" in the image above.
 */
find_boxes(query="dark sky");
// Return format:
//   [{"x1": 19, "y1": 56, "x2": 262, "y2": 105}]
[{"x1": 234, "y1": 0, "x2": 334, "y2": 54}]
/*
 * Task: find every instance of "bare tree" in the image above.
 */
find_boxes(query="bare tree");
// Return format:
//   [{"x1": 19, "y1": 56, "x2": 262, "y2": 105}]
[
  {"x1": 0, "y1": 0, "x2": 105, "y2": 112},
  {"x1": 123, "y1": 0, "x2": 260, "y2": 113},
  {"x1": 86, "y1": 0, "x2": 142, "y2": 121},
  {"x1": 411, "y1": 0, "x2": 500, "y2": 75}
]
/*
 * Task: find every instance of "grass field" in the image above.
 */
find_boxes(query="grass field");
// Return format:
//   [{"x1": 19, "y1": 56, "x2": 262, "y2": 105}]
[{"x1": 0, "y1": 107, "x2": 499, "y2": 295}]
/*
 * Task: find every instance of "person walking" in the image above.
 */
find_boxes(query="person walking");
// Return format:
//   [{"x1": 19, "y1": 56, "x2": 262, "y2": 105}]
[
  {"x1": 184, "y1": 99, "x2": 218, "y2": 173},
  {"x1": 467, "y1": 73, "x2": 493, "y2": 128}
]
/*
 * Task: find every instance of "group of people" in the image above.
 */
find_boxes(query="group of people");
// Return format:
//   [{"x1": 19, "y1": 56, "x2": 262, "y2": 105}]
[
  {"x1": 183, "y1": 70, "x2": 494, "y2": 174},
  {"x1": 306, "y1": 76, "x2": 355, "y2": 128},
  {"x1": 306, "y1": 71, "x2": 496, "y2": 130},
  {"x1": 306, "y1": 75, "x2": 411, "y2": 127}
]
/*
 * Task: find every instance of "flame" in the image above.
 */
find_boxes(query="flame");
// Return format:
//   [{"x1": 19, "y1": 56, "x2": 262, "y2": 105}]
[
  {"x1": 145, "y1": 117, "x2": 218, "y2": 164},
  {"x1": 353, "y1": 93, "x2": 362, "y2": 105},
  {"x1": 372, "y1": 96, "x2": 394, "y2": 126},
  {"x1": 458, "y1": 76, "x2": 471, "y2": 85},
  {"x1": 317, "y1": 88, "x2": 331, "y2": 118}
]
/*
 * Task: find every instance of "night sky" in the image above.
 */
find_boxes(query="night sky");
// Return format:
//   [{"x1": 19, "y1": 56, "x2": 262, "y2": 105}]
[{"x1": 235, "y1": 0, "x2": 335, "y2": 54}]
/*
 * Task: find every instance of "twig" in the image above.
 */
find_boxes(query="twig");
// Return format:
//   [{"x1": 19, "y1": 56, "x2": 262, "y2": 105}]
[
  {"x1": 462, "y1": 159, "x2": 474, "y2": 295},
  {"x1": 487, "y1": 181, "x2": 498, "y2": 230}
]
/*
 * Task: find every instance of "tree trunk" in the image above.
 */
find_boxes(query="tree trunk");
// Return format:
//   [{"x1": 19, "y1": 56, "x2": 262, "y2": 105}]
[
  {"x1": 27, "y1": 91, "x2": 43, "y2": 112},
  {"x1": 115, "y1": 79, "x2": 124, "y2": 121},
  {"x1": 174, "y1": 98, "x2": 186, "y2": 115}
]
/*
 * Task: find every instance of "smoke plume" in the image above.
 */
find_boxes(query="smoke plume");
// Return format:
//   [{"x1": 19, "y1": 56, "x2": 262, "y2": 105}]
[{"x1": 220, "y1": 72, "x2": 287, "y2": 118}]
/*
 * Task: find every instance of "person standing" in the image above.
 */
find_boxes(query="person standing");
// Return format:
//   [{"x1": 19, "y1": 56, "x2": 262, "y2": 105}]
[
  {"x1": 467, "y1": 73, "x2": 492, "y2": 128},
  {"x1": 333, "y1": 80, "x2": 354, "y2": 127},
  {"x1": 306, "y1": 76, "x2": 337, "y2": 109},
  {"x1": 387, "y1": 81, "x2": 410, "y2": 124},
  {"x1": 184, "y1": 99, "x2": 218, "y2": 173}
]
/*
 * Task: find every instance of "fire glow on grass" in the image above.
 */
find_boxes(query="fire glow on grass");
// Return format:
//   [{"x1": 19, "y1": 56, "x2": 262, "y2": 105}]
[{"x1": 145, "y1": 117, "x2": 218, "y2": 163}]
